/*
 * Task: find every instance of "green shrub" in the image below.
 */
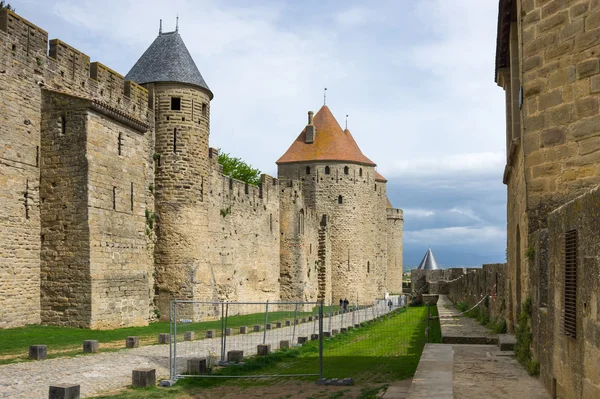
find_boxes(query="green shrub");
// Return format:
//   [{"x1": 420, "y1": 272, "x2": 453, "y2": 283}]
[{"x1": 515, "y1": 296, "x2": 538, "y2": 375}]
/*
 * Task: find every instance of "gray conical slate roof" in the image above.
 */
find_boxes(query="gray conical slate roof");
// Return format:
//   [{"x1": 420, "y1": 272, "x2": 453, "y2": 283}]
[
  {"x1": 417, "y1": 248, "x2": 440, "y2": 270},
  {"x1": 125, "y1": 31, "x2": 213, "y2": 99}
]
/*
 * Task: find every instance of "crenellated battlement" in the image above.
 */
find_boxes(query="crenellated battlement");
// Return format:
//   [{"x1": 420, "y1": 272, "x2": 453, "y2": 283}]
[{"x1": 0, "y1": 9, "x2": 152, "y2": 127}]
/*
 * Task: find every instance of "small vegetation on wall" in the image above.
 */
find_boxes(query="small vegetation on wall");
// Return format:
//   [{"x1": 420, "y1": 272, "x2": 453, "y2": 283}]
[
  {"x1": 515, "y1": 296, "x2": 540, "y2": 375},
  {"x1": 0, "y1": 1, "x2": 15, "y2": 11},
  {"x1": 220, "y1": 206, "x2": 231, "y2": 218},
  {"x1": 218, "y1": 150, "x2": 261, "y2": 186},
  {"x1": 145, "y1": 209, "x2": 156, "y2": 240},
  {"x1": 526, "y1": 245, "x2": 536, "y2": 261}
]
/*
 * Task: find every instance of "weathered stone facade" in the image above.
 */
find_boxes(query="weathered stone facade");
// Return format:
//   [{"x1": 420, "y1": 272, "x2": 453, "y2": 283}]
[
  {"x1": 0, "y1": 9, "x2": 403, "y2": 329},
  {"x1": 495, "y1": 0, "x2": 600, "y2": 397}
]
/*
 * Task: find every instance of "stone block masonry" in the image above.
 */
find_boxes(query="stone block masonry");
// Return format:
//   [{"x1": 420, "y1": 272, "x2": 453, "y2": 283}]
[{"x1": 0, "y1": 7, "x2": 403, "y2": 330}]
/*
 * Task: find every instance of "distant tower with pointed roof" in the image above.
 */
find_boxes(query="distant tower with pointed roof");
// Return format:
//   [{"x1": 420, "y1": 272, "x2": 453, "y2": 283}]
[
  {"x1": 277, "y1": 106, "x2": 403, "y2": 303},
  {"x1": 417, "y1": 248, "x2": 440, "y2": 271},
  {"x1": 126, "y1": 27, "x2": 214, "y2": 313}
]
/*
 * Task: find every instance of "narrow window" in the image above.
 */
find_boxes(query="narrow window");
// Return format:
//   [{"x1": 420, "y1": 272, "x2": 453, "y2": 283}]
[
  {"x1": 359, "y1": 168, "x2": 363, "y2": 177},
  {"x1": 112, "y1": 187, "x2": 117, "y2": 211},
  {"x1": 130, "y1": 182, "x2": 134, "y2": 212},
  {"x1": 192, "y1": 99, "x2": 194, "y2": 120},
  {"x1": 35, "y1": 146, "x2": 39, "y2": 167},
  {"x1": 325, "y1": 166, "x2": 330, "y2": 175},
  {"x1": 310, "y1": 243, "x2": 312, "y2": 254},
  {"x1": 367, "y1": 261, "x2": 370, "y2": 273},
  {"x1": 269, "y1": 214, "x2": 273, "y2": 232},
  {"x1": 173, "y1": 128, "x2": 177, "y2": 153},
  {"x1": 118, "y1": 133, "x2": 122, "y2": 156},
  {"x1": 564, "y1": 229, "x2": 577, "y2": 338},
  {"x1": 299, "y1": 209, "x2": 305, "y2": 235},
  {"x1": 338, "y1": 195, "x2": 343, "y2": 204},
  {"x1": 171, "y1": 97, "x2": 181, "y2": 110},
  {"x1": 306, "y1": 166, "x2": 311, "y2": 174},
  {"x1": 202, "y1": 103, "x2": 207, "y2": 116},
  {"x1": 344, "y1": 166, "x2": 349, "y2": 175},
  {"x1": 59, "y1": 115, "x2": 66, "y2": 136},
  {"x1": 374, "y1": 184, "x2": 377, "y2": 191},
  {"x1": 24, "y1": 180, "x2": 29, "y2": 219}
]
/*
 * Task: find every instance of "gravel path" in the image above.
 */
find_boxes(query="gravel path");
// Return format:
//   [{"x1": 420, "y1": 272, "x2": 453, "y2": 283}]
[{"x1": 0, "y1": 305, "x2": 393, "y2": 398}]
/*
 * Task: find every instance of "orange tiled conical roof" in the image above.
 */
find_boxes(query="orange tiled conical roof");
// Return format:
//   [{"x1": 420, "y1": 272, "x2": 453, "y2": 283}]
[
  {"x1": 276, "y1": 106, "x2": 376, "y2": 166},
  {"x1": 375, "y1": 171, "x2": 387, "y2": 182}
]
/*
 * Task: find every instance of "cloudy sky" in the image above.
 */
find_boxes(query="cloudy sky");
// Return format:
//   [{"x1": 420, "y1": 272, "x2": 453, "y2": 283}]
[{"x1": 15, "y1": 0, "x2": 507, "y2": 267}]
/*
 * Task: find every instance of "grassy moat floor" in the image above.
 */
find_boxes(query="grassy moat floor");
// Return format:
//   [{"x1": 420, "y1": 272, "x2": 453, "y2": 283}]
[
  {"x1": 91, "y1": 306, "x2": 440, "y2": 399},
  {"x1": 0, "y1": 310, "x2": 319, "y2": 364}
]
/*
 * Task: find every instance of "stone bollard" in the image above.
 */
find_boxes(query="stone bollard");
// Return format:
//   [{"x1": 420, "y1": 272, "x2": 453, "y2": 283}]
[
  {"x1": 266, "y1": 323, "x2": 272, "y2": 330},
  {"x1": 276, "y1": 322, "x2": 282, "y2": 328},
  {"x1": 340, "y1": 328, "x2": 347, "y2": 333},
  {"x1": 126, "y1": 336, "x2": 139, "y2": 348},
  {"x1": 49, "y1": 384, "x2": 80, "y2": 399},
  {"x1": 240, "y1": 326, "x2": 248, "y2": 334},
  {"x1": 83, "y1": 340, "x2": 98, "y2": 353},
  {"x1": 253, "y1": 325, "x2": 261, "y2": 332},
  {"x1": 29, "y1": 345, "x2": 47, "y2": 360},
  {"x1": 227, "y1": 350, "x2": 244, "y2": 362},
  {"x1": 206, "y1": 330, "x2": 215, "y2": 338},
  {"x1": 332, "y1": 329, "x2": 339, "y2": 335},
  {"x1": 347, "y1": 326, "x2": 353, "y2": 331},
  {"x1": 285, "y1": 320, "x2": 291, "y2": 326},
  {"x1": 308, "y1": 316, "x2": 313, "y2": 322},
  {"x1": 257, "y1": 344, "x2": 271, "y2": 356},
  {"x1": 187, "y1": 358, "x2": 207, "y2": 374},
  {"x1": 323, "y1": 331, "x2": 332, "y2": 338},
  {"x1": 315, "y1": 315, "x2": 319, "y2": 321},
  {"x1": 298, "y1": 336, "x2": 308, "y2": 344},
  {"x1": 302, "y1": 318, "x2": 307, "y2": 323},
  {"x1": 311, "y1": 334, "x2": 319, "y2": 341},
  {"x1": 354, "y1": 324, "x2": 360, "y2": 329},
  {"x1": 132, "y1": 368, "x2": 156, "y2": 388},
  {"x1": 294, "y1": 319, "x2": 299, "y2": 325},
  {"x1": 280, "y1": 340, "x2": 290, "y2": 349},
  {"x1": 225, "y1": 328, "x2": 232, "y2": 336},
  {"x1": 184, "y1": 331, "x2": 195, "y2": 341},
  {"x1": 158, "y1": 333, "x2": 170, "y2": 344}
]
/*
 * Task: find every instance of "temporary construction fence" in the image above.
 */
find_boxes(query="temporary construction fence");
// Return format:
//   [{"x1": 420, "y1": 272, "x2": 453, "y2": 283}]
[{"x1": 168, "y1": 296, "x2": 410, "y2": 381}]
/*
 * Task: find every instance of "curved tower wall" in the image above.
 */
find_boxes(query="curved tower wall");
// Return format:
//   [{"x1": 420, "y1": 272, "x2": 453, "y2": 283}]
[
  {"x1": 386, "y1": 207, "x2": 404, "y2": 293},
  {"x1": 278, "y1": 162, "x2": 388, "y2": 304},
  {"x1": 150, "y1": 82, "x2": 211, "y2": 317}
]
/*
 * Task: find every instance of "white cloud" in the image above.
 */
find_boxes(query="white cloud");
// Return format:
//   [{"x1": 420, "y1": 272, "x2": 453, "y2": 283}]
[
  {"x1": 334, "y1": 7, "x2": 372, "y2": 28},
  {"x1": 405, "y1": 225, "x2": 505, "y2": 246}
]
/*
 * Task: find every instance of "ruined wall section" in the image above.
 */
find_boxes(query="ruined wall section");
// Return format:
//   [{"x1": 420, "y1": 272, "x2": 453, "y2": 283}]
[
  {"x1": 519, "y1": 0, "x2": 600, "y2": 233},
  {"x1": 278, "y1": 178, "x2": 327, "y2": 303},
  {"x1": 204, "y1": 150, "x2": 281, "y2": 304},
  {"x1": 386, "y1": 207, "x2": 403, "y2": 293},
  {"x1": 86, "y1": 110, "x2": 154, "y2": 329},
  {"x1": 279, "y1": 162, "x2": 386, "y2": 304}
]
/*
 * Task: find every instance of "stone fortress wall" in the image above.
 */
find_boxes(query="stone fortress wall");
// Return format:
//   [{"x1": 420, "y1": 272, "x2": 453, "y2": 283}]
[{"x1": 0, "y1": 8, "x2": 403, "y2": 329}]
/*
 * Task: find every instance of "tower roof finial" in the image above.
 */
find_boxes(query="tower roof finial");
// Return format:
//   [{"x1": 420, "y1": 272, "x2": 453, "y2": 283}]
[
  {"x1": 345, "y1": 114, "x2": 348, "y2": 130},
  {"x1": 176, "y1": 15, "x2": 179, "y2": 32},
  {"x1": 324, "y1": 87, "x2": 327, "y2": 106},
  {"x1": 159, "y1": 19, "x2": 162, "y2": 35}
]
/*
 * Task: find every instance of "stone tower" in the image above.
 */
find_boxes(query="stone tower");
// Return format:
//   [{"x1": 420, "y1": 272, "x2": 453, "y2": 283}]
[
  {"x1": 277, "y1": 106, "x2": 399, "y2": 304},
  {"x1": 126, "y1": 28, "x2": 213, "y2": 317}
]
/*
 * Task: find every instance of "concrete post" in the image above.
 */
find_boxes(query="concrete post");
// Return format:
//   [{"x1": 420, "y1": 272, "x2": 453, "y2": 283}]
[
  {"x1": 257, "y1": 344, "x2": 271, "y2": 356},
  {"x1": 158, "y1": 333, "x2": 170, "y2": 344},
  {"x1": 227, "y1": 350, "x2": 244, "y2": 362},
  {"x1": 184, "y1": 331, "x2": 194, "y2": 341},
  {"x1": 132, "y1": 369, "x2": 156, "y2": 388},
  {"x1": 48, "y1": 384, "x2": 80, "y2": 399},
  {"x1": 125, "y1": 336, "x2": 139, "y2": 348},
  {"x1": 29, "y1": 345, "x2": 47, "y2": 360},
  {"x1": 82, "y1": 340, "x2": 98, "y2": 353}
]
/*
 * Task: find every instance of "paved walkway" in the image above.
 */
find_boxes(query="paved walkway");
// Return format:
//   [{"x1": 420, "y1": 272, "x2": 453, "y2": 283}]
[
  {"x1": 0, "y1": 305, "x2": 391, "y2": 399},
  {"x1": 437, "y1": 295, "x2": 497, "y2": 345}
]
